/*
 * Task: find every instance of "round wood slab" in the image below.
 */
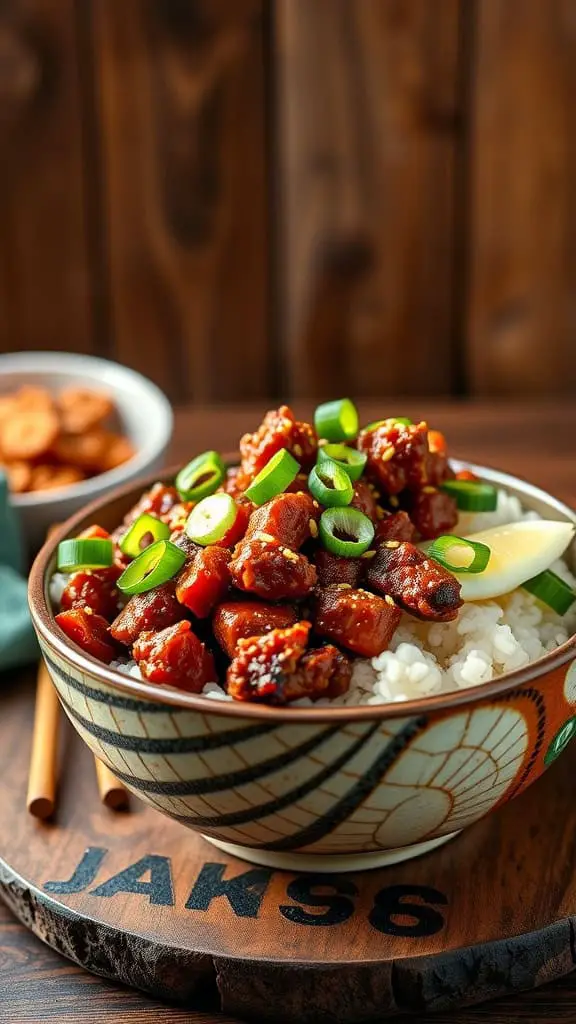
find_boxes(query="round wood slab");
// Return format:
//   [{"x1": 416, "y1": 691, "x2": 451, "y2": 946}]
[{"x1": 2, "y1": 672, "x2": 576, "y2": 1022}]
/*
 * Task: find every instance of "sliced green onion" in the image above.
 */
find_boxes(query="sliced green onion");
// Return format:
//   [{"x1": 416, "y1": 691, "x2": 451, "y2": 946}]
[
  {"x1": 428, "y1": 534, "x2": 491, "y2": 574},
  {"x1": 523, "y1": 570, "x2": 576, "y2": 615},
  {"x1": 57, "y1": 538, "x2": 114, "y2": 572},
  {"x1": 244, "y1": 448, "x2": 300, "y2": 505},
  {"x1": 309, "y1": 459, "x2": 354, "y2": 507},
  {"x1": 317, "y1": 444, "x2": 367, "y2": 482},
  {"x1": 314, "y1": 399, "x2": 359, "y2": 442},
  {"x1": 185, "y1": 492, "x2": 238, "y2": 546},
  {"x1": 120, "y1": 513, "x2": 170, "y2": 559},
  {"x1": 363, "y1": 417, "x2": 413, "y2": 432},
  {"x1": 117, "y1": 540, "x2": 186, "y2": 595},
  {"x1": 175, "y1": 450, "x2": 225, "y2": 502},
  {"x1": 319, "y1": 507, "x2": 375, "y2": 557},
  {"x1": 441, "y1": 479, "x2": 498, "y2": 512}
]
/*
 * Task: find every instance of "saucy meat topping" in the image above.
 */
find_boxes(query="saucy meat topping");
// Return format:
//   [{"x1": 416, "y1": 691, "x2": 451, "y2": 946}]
[
  {"x1": 314, "y1": 586, "x2": 402, "y2": 657},
  {"x1": 245, "y1": 491, "x2": 320, "y2": 550},
  {"x1": 227, "y1": 621, "x2": 351, "y2": 704},
  {"x1": 133, "y1": 621, "x2": 215, "y2": 692},
  {"x1": 52, "y1": 401, "x2": 476, "y2": 703},
  {"x1": 55, "y1": 608, "x2": 117, "y2": 663},
  {"x1": 110, "y1": 582, "x2": 184, "y2": 645},
  {"x1": 213, "y1": 601, "x2": 298, "y2": 657},
  {"x1": 176, "y1": 547, "x2": 231, "y2": 618},
  {"x1": 61, "y1": 565, "x2": 122, "y2": 621},
  {"x1": 229, "y1": 535, "x2": 317, "y2": 600},
  {"x1": 240, "y1": 404, "x2": 317, "y2": 478},
  {"x1": 365, "y1": 541, "x2": 463, "y2": 622}
]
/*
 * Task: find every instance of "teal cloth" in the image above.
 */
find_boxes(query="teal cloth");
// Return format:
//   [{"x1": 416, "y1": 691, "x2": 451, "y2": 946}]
[{"x1": 0, "y1": 474, "x2": 38, "y2": 670}]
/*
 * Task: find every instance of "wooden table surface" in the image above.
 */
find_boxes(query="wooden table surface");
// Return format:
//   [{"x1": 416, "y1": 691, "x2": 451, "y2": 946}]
[{"x1": 2, "y1": 399, "x2": 576, "y2": 1024}]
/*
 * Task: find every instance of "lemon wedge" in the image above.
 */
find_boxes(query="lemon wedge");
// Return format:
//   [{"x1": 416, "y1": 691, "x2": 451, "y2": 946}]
[{"x1": 447, "y1": 520, "x2": 575, "y2": 601}]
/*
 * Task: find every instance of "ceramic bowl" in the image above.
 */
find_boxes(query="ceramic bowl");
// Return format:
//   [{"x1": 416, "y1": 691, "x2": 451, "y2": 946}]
[
  {"x1": 0, "y1": 352, "x2": 173, "y2": 552},
  {"x1": 28, "y1": 463, "x2": 576, "y2": 873}
]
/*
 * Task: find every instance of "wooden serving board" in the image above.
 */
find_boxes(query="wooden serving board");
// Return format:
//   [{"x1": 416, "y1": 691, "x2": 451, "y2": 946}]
[{"x1": 1, "y1": 672, "x2": 576, "y2": 1022}]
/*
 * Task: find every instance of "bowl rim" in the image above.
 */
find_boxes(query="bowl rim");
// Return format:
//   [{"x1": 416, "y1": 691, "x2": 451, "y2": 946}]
[
  {"x1": 0, "y1": 351, "x2": 173, "y2": 506},
  {"x1": 29, "y1": 459, "x2": 576, "y2": 723}
]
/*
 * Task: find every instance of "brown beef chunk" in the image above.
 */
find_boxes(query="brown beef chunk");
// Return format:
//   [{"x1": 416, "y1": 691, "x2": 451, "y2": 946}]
[
  {"x1": 110, "y1": 582, "x2": 184, "y2": 646},
  {"x1": 246, "y1": 492, "x2": 320, "y2": 550},
  {"x1": 374, "y1": 510, "x2": 416, "y2": 545},
  {"x1": 314, "y1": 586, "x2": 401, "y2": 657},
  {"x1": 315, "y1": 549, "x2": 364, "y2": 589},
  {"x1": 55, "y1": 608, "x2": 117, "y2": 664},
  {"x1": 358, "y1": 420, "x2": 430, "y2": 495},
  {"x1": 240, "y1": 405, "x2": 317, "y2": 478},
  {"x1": 175, "y1": 546, "x2": 231, "y2": 618},
  {"x1": 61, "y1": 565, "x2": 122, "y2": 621},
  {"x1": 350, "y1": 478, "x2": 380, "y2": 522},
  {"x1": 408, "y1": 487, "x2": 458, "y2": 540},
  {"x1": 229, "y1": 536, "x2": 317, "y2": 600},
  {"x1": 133, "y1": 620, "x2": 215, "y2": 693},
  {"x1": 213, "y1": 600, "x2": 298, "y2": 657},
  {"x1": 227, "y1": 621, "x2": 351, "y2": 704},
  {"x1": 365, "y1": 541, "x2": 463, "y2": 622}
]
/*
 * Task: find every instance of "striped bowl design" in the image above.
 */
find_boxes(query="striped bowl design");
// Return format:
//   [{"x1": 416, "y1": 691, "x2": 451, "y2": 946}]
[{"x1": 29, "y1": 463, "x2": 576, "y2": 869}]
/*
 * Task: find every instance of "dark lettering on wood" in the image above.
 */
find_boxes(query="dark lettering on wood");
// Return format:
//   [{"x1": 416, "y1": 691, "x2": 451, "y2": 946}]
[
  {"x1": 279, "y1": 874, "x2": 358, "y2": 926},
  {"x1": 44, "y1": 846, "x2": 108, "y2": 894},
  {"x1": 369, "y1": 884, "x2": 448, "y2": 937},
  {"x1": 185, "y1": 862, "x2": 272, "y2": 918},
  {"x1": 90, "y1": 854, "x2": 175, "y2": 906}
]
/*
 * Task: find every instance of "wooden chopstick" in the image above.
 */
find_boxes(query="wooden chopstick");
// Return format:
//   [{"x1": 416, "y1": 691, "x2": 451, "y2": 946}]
[
  {"x1": 27, "y1": 659, "x2": 60, "y2": 819},
  {"x1": 94, "y1": 757, "x2": 129, "y2": 810}
]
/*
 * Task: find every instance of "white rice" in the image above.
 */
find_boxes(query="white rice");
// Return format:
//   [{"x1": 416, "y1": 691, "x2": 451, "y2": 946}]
[{"x1": 56, "y1": 487, "x2": 576, "y2": 707}]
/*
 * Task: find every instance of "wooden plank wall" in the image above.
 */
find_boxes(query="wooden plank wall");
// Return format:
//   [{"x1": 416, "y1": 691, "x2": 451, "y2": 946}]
[{"x1": 0, "y1": 0, "x2": 574, "y2": 401}]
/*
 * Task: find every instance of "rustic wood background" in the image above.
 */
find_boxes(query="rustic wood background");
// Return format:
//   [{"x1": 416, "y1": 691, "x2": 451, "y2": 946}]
[{"x1": 1, "y1": 0, "x2": 575, "y2": 402}]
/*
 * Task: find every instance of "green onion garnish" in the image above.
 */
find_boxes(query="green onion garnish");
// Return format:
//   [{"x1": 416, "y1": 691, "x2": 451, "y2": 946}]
[
  {"x1": 309, "y1": 459, "x2": 354, "y2": 508},
  {"x1": 244, "y1": 448, "x2": 300, "y2": 505},
  {"x1": 317, "y1": 444, "x2": 367, "y2": 482},
  {"x1": 314, "y1": 399, "x2": 359, "y2": 442},
  {"x1": 441, "y1": 480, "x2": 498, "y2": 512},
  {"x1": 175, "y1": 450, "x2": 225, "y2": 503},
  {"x1": 117, "y1": 540, "x2": 186, "y2": 595},
  {"x1": 120, "y1": 513, "x2": 170, "y2": 559},
  {"x1": 363, "y1": 417, "x2": 413, "y2": 432},
  {"x1": 523, "y1": 570, "x2": 576, "y2": 615},
  {"x1": 57, "y1": 538, "x2": 114, "y2": 572},
  {"x1": 185, "y1": 492, "x2": 238, "y2": 546},
  {"x1": 428, "y1": 534, "x2": 491, "y2": 574},
  {"x1": 319, "y1": 506, "x2": 375, "y2": 557}
]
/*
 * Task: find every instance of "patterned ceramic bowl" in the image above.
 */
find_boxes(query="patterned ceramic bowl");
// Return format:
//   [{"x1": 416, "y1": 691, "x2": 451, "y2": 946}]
[{"x1": 29, "y1": 463, "x2": 576, "y2": 873}]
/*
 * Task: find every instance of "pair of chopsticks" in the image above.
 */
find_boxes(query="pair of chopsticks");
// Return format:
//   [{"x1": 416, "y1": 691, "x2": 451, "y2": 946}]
[
  {"x1": 27, "y1": 659, "x2": 129, "y2": 817},
  {"x1": 27, "y1": 525, "x2": 129, "y2": 818}
]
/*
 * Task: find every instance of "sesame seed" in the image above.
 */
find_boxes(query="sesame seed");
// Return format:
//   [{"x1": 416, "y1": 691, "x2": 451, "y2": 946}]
[
  {"x1": 309, "y1": 519, "x2": 319, "y2": 537},
  {"x1": 293, "y1": 444, "x2": 303, "y2": 457},
  {"x1": 384, "y1": 595, "x2": 395, "y2": 606},
  {"x1": 376, "y1": 507, "x2": 385, "y2": 520},
  {"x1": 332, "y1": 583, "x2": 352, "y2": 590},
  {"x1": 256, "y1": 531, "x2": 275, "y2": 543},
  {"x1": 282, "y1": 418, "x2": 293, "y2": 430},
  {"x1": 282, "y1": 548, "x2": 299, "y2": 562},
  {"x1": 422, "y1": 486, "x2": 437, "y2": 494},
  {"x1": 389, "y1": 496, "x2": 400, "y2": 508},
  {"x1": 384, "y1": 540, "x2": 401, "y2": 549},
  {"x1": 361, "y1": 549, "x2": 377, "y2": 559},
  {"x1": 381, "y1": 447, "x2": 396, "y2": 463}
]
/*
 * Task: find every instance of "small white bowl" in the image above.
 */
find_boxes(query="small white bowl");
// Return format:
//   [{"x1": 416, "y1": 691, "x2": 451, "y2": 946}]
[{"x1": 0, "y1": 352, "x2": 173, "y2": 552}]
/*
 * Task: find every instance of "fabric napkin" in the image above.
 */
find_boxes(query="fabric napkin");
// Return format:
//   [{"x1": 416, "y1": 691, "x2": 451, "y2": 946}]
[{"x1": 0, "y1": 473, "x2": 38, "y2": 670}]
